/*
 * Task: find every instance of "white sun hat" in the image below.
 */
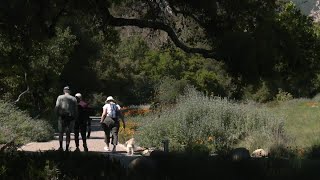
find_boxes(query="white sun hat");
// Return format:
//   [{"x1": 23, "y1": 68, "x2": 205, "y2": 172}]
[
  {"x1": 106, "y1": 96, "x2": 115, "y2": 102},
  {"x1": 75, "y1": 93, "x2": 82, "y2": 98}
]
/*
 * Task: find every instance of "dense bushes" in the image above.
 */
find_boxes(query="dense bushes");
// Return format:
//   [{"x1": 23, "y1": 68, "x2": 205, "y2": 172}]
[
  {"x1": 135, "y1": 87, "x2": 287, "y2": 154},
  {"x1": 0, "y1": 151, "x2": 126, "y2": 180},
  {"x1": 0, "y1": 100, "x2": 53, "y2": 144},
  {"x1": 2, "y1": 150, "x2": 320, "y2": 179}
]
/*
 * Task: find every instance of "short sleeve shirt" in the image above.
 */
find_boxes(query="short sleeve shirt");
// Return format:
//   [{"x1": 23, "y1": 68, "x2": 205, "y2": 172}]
[
  {"x1": 103, "y1": 102, "x2": 121, "y2": 117},
  {"x1": 55, "y1": 94, "x2": 78, "y2": 117}
]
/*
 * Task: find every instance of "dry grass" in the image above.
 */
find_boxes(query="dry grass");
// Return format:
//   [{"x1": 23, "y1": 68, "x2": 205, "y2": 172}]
[{"x1": 269, "y1": 99, "x2": 320, "y2": 148}]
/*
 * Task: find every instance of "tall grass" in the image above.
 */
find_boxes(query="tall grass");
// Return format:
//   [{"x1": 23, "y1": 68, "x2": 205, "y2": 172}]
[
  {"x1": 0, "y1": 100, "x2": 53, "y2": 144},
  {"x1": 135, "y1": 88, "x2": 287, "y2": 154},
  {"x1": 269, "y1": 98, "x2": 320, "y2": 148}
]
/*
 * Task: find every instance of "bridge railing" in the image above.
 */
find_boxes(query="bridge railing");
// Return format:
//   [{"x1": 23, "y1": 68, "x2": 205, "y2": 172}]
[{"x1": 89, "y1": 116, "x2": 101, "y2": 121}]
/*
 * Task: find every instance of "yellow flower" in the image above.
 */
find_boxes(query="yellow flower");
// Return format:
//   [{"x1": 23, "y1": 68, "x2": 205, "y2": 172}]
[{"x1": 208, "y1": 136, "x2": 214, "y2": 142}]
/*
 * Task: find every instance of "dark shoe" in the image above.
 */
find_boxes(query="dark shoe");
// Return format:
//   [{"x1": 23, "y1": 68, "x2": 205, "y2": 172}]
[
  {"x1": 112, "y1": 146, "x2": 116, "y2": 153},
  {"x1": 87, "y1": 133, "x2": 91, "y2": 138},
  {"x1": 65, "y1": 147, "x2": 70, "y2": 152},
  {"x1": 74, "y1": 147, "x2": 80, "y2": 152},
  {"x1": 84, "y1": 146, "x2": 88, "y2": 152},
  {"x1": 58, "y1": 147, "x2": 63, "y2": 152}
]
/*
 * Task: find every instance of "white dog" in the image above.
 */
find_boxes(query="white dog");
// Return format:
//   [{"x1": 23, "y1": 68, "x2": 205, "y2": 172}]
[{"x1": 125, "y1": 138, "x2": 135, "y2": 156}]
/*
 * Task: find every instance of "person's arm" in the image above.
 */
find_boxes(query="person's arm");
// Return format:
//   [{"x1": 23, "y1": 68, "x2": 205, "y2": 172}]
[
  {"x1": 74, "y1": 98, "x2": 78, "y2": 120},
  {"x1": 54, "y1": 96, "x2": 60, "y2": 115},
  {"x1": 118, "y1": 105, "x2": 125, "y2": 129},
  {"x1": 120, "y1": 111, "x2": 125, "y2": 129},
  {"x1": 100, "y1": 107, "x2": 107, "y2": 123}
]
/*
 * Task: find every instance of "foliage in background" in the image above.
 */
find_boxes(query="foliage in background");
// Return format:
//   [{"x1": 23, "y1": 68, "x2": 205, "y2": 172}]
[
  {"x1": 118, "y1": 121, "x2": 139, "y2": 144},
  {"x1": 0, "y1": 100, "x2": 53, "y2": 144},
  {"x1": 86, "y1": 92, "x2": 107, "y2": 115},
  {"x1": 135, "y1": 87, "x2": 287, "y2": 154},
  {"x1": 274, "y1": 88, "x2": 294, "y2": 102},
  {"x1": 153, "y1": 77, "x2": 190, "y2": 106},
  {"x1": 271, "y1": 1, "x2": 320, "y2": 97},
  {"x1": 218, "y1": 1, "x2": 320, "y2": 100},
  {"x1": 118, "y1": 105, "x2": 150, "y2": 144},
  {"x1": 142, "y1": 49, "x2": 236, "y2": 98},
  {"x1": 1, "y1": 0, "x2": 320, "y2": 151},
  {"x1": 0, "y1": 25, "x2": 77, "y2": 117},
  {"x1": 94, "y1": 37, "x2": 236, "y2": 105},
  {"x1": 242, "y1": 80, "x2": 272, "y2": 103}
]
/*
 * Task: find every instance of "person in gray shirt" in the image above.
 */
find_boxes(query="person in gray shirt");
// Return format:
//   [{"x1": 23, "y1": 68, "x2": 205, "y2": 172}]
[{"x1": 55, "y1": 86, "x2": 78, "y2": 151}]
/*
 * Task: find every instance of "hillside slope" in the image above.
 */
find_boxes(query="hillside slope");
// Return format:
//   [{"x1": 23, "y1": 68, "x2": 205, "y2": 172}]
[{"x1": 292, "y1": 0, "x2": 320, "y2": 22}]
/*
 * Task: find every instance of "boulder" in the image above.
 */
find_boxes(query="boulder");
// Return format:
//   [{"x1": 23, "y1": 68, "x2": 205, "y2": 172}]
[
  {"x1": 141, "y1": 148, "x2": 155, "y2": 156},
  {"x1": 230, "y1": 147, "x2": 250, "y2": 161},
  {"x1": 251, "y1": 149, "x2": 268, "y2": 158},
  {"x1": 127, "y1": 157, "x2": 157, "y2": 178}
]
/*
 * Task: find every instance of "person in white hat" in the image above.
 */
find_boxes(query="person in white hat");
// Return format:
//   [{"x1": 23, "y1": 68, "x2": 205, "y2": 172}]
[{"x1": 100, "y1": 96, "x2": 125, "y2": 152}]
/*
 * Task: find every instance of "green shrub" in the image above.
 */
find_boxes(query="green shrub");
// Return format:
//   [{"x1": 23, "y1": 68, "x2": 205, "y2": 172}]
[
  {"x1": 268, "y1": 144, "x2": 298, "y2": 159},
  {"x1": 275, "y1": 88, "x2": 293, "y2": 102},
  {"x1": 312, "y1": 93, "x2": 320, "y2": 102},
  {"x1": 154, "y1": 77, "x2": 189, "y2": 106},
  {"x1": 0, "y1": 100, "x2": 53, "y2": 144},
  {"x1": 242, "y1": 81, "x2": 272, "y2": 103},
  {"x1": 135, "y1": 87, "x2": 287, "y2": 154}
]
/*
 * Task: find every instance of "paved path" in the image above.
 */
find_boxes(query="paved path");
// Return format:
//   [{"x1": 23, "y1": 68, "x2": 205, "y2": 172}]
[
  {"x1": 19, "y1": 131, "x2": 129, "y2": 153},
  {"x1": 19, "y1": 118, "x2": 143, "y2": 163}
]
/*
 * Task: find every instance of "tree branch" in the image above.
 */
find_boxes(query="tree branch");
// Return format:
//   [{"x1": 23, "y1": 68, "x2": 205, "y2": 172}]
[
  {"x1": 48, "y1": 0, "x2": 70, "y2": 37},
  {"x1": 109, "y1": 16, "x2": 217, "y2": 58},
  {"x1": 94, "y1": 0, "x2": 217, "y2": 59},
  {"x1": 14, "y1": 73, "x2": 29, "y2": 103},
  {"x1": 170, "y1": 5, "x2": 204, "y2": 27}
]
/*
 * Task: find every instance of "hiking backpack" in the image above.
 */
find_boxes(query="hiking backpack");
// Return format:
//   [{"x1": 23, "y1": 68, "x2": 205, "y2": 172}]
[{"x1": 109, "y1": 104, "x2": 120, "y2": 119}]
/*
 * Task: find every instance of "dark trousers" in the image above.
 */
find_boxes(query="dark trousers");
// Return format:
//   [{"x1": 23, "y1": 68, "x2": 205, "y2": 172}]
[
  {"x1": 101, "y1": 117, "x2": 119, "y2": 145},
  {"x1": 58, "y1": 115, "x2": 74, "y2": 150},
  {"x1": 87, "y1": 118, "x2": 92, "y2": 138},
  {"x1": 74, "y1": 120, "x2": 87, "y2": 148}
]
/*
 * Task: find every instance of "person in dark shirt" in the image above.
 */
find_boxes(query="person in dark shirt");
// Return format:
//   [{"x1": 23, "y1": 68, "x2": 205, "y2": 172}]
[
  {"x1": 86, "y1": 107, "x2": 94, "y2": 138},
  {"x1": 74, "y1": 93, "x2": 90, "y2": 152}
]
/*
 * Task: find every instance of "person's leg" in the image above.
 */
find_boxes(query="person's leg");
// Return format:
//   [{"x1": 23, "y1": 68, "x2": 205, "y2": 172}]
[
  {"x1": 111, "y1": 122, "x2": 120, "y2": 152},
  {"x1": 101, "y1": 123, "x2": 111, "y2": 151},
  {"x1": 58, "y1": 117, "x2": 64, "y2": 150},
  {"x1": 87, "y1": 118, "x2": 91, "y2": 138},
  {"x1": 80, "y1": 122, "x2": 88, "y2": 152},
  {"x1": 74, "y1": 121, "x2": 80, "y2": 150},
  {"x1": 65, "y1": 119, "x2": 74, "y2": 151},
  {"x1": 65, "y1": 127, "x2": 70, "y2": 151}
]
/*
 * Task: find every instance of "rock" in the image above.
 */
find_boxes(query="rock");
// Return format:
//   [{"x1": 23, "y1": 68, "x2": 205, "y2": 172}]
[
  {"x1": 141, "y1": 148, "x2": 155, "y2": 156},
  {"x1": 230, "y1": 147, "x2": 250, "y2": 161},
  {"x1": 127, "y1": 157, "x2": 157, "y2": 178},
  {"x1": 251, "y1": 149, "x2": 268, "y2": 158}
]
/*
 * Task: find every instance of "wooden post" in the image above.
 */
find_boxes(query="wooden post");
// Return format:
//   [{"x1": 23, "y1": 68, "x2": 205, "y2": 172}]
[{"x1": 162, "y1": 139, "x2": 169, "y2": 152}]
